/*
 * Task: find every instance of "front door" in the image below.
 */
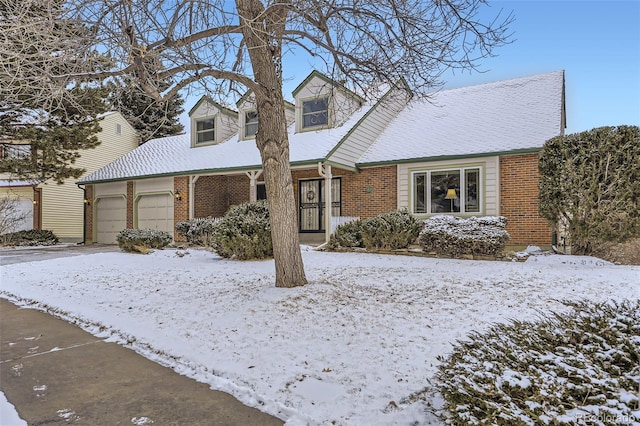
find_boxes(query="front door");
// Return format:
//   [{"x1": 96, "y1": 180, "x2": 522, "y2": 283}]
[{"x1": 299, "y1": 178, "x2": 341, "y2": 232}]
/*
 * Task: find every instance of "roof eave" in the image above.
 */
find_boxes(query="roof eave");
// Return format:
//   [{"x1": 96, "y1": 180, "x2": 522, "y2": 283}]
[{"x1": 356, "y1": 147, "x2": 543, "y2": 168}]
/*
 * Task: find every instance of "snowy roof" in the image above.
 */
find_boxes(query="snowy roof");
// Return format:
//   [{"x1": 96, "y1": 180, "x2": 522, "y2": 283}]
[
  {"x1": 79, "y1": 103, "x2": 375, "y2": 183},
  {"x1": 0, "y1": 179, "x2": 39, "y2": 187},
  {"x1": 80, "y1": 71, "x2": 565, "y2": 183},
  {"x1": 357, "y1": 71, "x2": 565, "y2": 164}
]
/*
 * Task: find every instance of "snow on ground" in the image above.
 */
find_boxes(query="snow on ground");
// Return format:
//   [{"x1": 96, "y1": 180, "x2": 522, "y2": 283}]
[
  {"x1": 1, "y1": 248, "x2": 638, "y2": 425},
  {"x1": 1, "y1": 391, "x2": 27, "y2": 425}
]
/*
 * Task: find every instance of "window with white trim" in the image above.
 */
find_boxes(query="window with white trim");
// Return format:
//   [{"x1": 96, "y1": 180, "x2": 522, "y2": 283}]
[
  {"x1": 412, "y1": 167, "x2": 481, "y2": 214},
  {"x1": 302, "y1": 97, "x2": 329, "y2": 129},
  {"x1": 195, "y1": 117, "x2": 215, "y2": 144},
  {"x1": 244, "y1": 110, "x2": 258, "y2": 138}
]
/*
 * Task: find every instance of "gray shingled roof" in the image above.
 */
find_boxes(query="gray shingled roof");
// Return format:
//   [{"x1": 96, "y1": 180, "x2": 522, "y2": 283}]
[{"x1": 357, "y1": 71, "x2": 565, "y2": 165}]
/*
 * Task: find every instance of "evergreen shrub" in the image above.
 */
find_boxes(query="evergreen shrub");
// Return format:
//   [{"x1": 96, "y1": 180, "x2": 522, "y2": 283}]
[
  {"x1": 328, "y1": 219, "x2": 364, "y2": 249},
  {"x1": 419, "y1": 215, "x2": 509, "y2": 257},
  {"x1": 0, "y1": 229, "x2": 59, "y2": 246},
  {"x1": 175, "y1": 217, "x2": 221, "y2": 246},
  {"x1": 116, "y1": 228, "x2": 172, "y2": 253},
  {"x1": 539, "y1": 125, "x2": 640, "y2": 254},
  {"x1": 360, "y1": 209, "x2": 422, "y2": 250},
  {"x1": 436, "y1": 300, "x2": 640, "y2": 425},
  {"x1": 211, "y1": 200, "x2": 272, "y2": 260}
]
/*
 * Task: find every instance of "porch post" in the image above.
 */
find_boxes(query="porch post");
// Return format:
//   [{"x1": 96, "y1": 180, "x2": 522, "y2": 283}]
[
  {"x1": 245, "y1": 170, "x2": 263, "y2": 202},
  {"x1": 189, "y1": 175, "x2": 199, "y2": 219},
  {"x1": 318, "y1": 162, "x2": 332, "y2": 244}
]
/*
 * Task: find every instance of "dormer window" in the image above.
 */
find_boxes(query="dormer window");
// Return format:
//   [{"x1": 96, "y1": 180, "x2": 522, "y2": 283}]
[
  {"x1": 302, "y1": 97, "x2": 329, "y2": 129},
  {"x1": 195, "y1": 117, "x2": 215, "y2": 144},
  {"x1": 244, "y1": 110, "x2": 258, "y2": 139}
]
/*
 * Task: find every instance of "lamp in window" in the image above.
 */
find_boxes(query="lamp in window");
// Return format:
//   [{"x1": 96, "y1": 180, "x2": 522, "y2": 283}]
[{"x1": 445, "y1": 188, "x2": 458, "y2": 212}]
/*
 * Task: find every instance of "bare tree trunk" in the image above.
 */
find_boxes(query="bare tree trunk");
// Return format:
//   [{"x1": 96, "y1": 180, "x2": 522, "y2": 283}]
[{"x1": 237, "y1": 0, "x2": 307, "y2": 287}]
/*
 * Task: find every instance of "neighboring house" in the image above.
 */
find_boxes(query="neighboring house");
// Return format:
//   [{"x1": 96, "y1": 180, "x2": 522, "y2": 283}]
[
  {"x1": 0, "y1": 112, "x2": 139, "y2": 242},
  {"x1": 79, "y1": 70, "x2": 566, "y2": 247}
]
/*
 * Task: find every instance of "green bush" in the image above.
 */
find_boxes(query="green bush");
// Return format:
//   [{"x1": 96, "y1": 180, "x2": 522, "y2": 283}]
[
  {"x1": 360, "y1": 209, "x2": 422, "y2": 250},
  {"x1": 328, "y1": 219, "x2": 364, "y2": 249},
  {"x1": 0, "y1": 229, "x2": 59, "y2": 246},
  {"x1": 116, "y1": 228, "x2": 173, "y2": 253},
  {"x1": 211, "y1": 200, "x2": 272, "y2": 260},
  {"x1": 539, "y1": 125, "x2": 640, "y2": 254},
  {"x1": 419, "y1": 215, "x2": 509, "y2": 257},
  {"x1": 175, "y1": 217, "x2": 221, "y2": 246},
  {"x1": 436, "y1": 300, "x2": 640, "y2": 425}
]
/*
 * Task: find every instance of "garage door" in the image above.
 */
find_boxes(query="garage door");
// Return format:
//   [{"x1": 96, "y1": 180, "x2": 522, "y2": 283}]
[
  {"x1": 1, "y1": 197, "x2": 33, "y2": 232},
  {"x1": 15, "y1": 198, "x2": 34, "y2": 232},
  {"x1": 137, "y1": 194, "x2": 174, "y2": 234},
  {"x1": 96, "y1": 197, "x2": 126, "y2": 244}
]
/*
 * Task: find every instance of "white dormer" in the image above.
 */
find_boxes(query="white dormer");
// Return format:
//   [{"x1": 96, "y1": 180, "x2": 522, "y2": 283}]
[
  {"x1": 292, "y1": 71, "x2": 364, "y2": 133},
  {"x1": 236, "y1": 91, "x2": 295, "y2": 141},
  {"x1": 188, "y1": 97, "x2": 239, "y2": 147}
]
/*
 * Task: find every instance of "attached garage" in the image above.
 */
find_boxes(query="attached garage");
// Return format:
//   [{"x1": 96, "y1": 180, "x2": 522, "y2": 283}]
[
  {"x1": 134, "y1": 177, "x2": 175, "y2": 238},
  {"x1": 136, "y1": 193, "x2": 174, "y2": 233},
  {"x1": 95, "y1": 196, "x2": 126, "y2": 244},
  {"x1": 93, "y1": 182, "x2": 127, "y2": 244},
  {"x1": 13, "y1": 197, "x2": 34, "y2": 231},
  {"x1": 0, "y1": 185, "x2": 35, "y2": 233}
]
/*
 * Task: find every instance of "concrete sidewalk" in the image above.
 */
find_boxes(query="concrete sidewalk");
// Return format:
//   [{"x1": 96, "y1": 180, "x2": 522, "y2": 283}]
[{"x1": 0, "y1": 299, "x2": 283, "y2": 425}]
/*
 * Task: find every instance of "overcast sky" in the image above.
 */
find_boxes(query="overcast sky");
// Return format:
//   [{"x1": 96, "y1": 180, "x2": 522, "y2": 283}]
[{"x1": 180, "y1": 0, "x2": 640, "y2": 136}]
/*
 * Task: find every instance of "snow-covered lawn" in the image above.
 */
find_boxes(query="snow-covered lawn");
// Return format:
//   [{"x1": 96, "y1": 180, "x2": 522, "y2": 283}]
[{"x1": 1, "y1": 247, "x2": 638, "y2": 425}]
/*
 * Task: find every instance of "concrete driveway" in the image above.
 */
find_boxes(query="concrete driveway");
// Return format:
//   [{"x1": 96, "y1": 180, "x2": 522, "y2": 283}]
[{"x1": 0, "y1": 244, "x2": 120, "y2": 266}]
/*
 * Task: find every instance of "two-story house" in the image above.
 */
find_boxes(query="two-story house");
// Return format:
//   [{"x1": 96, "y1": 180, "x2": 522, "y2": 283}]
[
  {"x1": 0, "y1": 111, "x2": 138, "y2": 242},
  {"x1": 79, "y1": 70, "x2": 566, "y2": 246}
]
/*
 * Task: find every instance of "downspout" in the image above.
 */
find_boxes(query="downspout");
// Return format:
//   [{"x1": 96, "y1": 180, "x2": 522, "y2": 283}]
[{"x1": 77, "y1": 183, "x2": 86, "y2": 245}]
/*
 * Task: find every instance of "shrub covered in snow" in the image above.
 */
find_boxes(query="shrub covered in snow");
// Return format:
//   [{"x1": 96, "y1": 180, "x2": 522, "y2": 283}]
[
  {"x1": 0, "y1": 229, "x2": 59, "y2": 246},
  {"x1": 328, "y1": 210, "x2": 421, "y2": 250},
  {"x1": 360, "y1": 209, "x2": 422, "y2": 250},
  {"x1": 116, "y1": 228, "x2": 173, "y2": 253},
  {"x1": 419, "y1": 215, "x2": 510, "y2": 257},
  {"x1": 175, "y1": 217, "x2": 221, "y2": 246},
  {"x1": 436, "y1": 300, "x2": 640, "y2": 425},
  {"x1": 328, "y1": 219, "x2": 364, "y2": 249},
  {"x1": 211, "y1": 200, "x2": 272, "y2": 260}
]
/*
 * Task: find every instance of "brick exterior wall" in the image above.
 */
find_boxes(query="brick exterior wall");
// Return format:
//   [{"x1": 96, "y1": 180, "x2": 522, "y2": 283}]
[
  {"x1": 194, "y1": 175, "x2": 251, "y2": 218},
  {"x1": 173, "y1": 176, "x2": 189, "y2": 242},
  {"x1": 85, "y1": 185, "x2": 94, "y2": 243},
  {"x1": 126, "y1": 181, "x2": 134, "y2": 229},
  {"x1": 500, "y1": 153, "x2": 551, "y2": 246},
  {"x1": 291, "y1": 165, "x2": 397, "y2": 220}
]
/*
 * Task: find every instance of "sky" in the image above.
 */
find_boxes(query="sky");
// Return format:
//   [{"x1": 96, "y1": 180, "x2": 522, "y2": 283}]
[
  {"x1": 1, "y1": 247, "x2": 638, "y2": 424},
  {"x1": 179, "y1": 0, "x2": 640, "y2": 136}
]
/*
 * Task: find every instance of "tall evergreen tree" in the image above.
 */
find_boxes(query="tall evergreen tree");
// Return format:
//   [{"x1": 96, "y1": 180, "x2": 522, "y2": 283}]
[
  {"x1": 110, "y1": 68, "x2": 185, "y2": 143},
  {"x1": 0, "y1": 0, "x2": 110, "y2": 183}
]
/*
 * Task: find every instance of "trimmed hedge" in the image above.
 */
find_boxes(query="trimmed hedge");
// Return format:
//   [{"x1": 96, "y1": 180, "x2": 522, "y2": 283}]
[
  {"x1": 436, "y1": 300, "x2": 640, "y2": 425},
  {"x1": 175, "y1": 217, "x2": 221, "y2": 246},
  {"x1": 329, "y1": 219, "x2": 364, "y2": 249},
  {"x1": 211, "y1": 200, "x2": 272, "y2": 260},
  {"x1": 328, "y1": 210, "x2": 422, "y2": 250},
  {"x1": 0, "y1": 229, "x2": 59, "y2": 246},
  {"x1": 419, "y1": 215, "x2": 509, "y2": 257},
  {"x1": 360, "y1": 209, "x2": 422, "y2": 250},
  {"x1": 116, "y1": 228, "x2": 173, "y2": 253}
]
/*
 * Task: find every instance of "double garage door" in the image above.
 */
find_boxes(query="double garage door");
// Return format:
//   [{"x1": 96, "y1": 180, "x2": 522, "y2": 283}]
[{"x1": 94, "y1": 180, "x2": 174, "y2": 244}]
